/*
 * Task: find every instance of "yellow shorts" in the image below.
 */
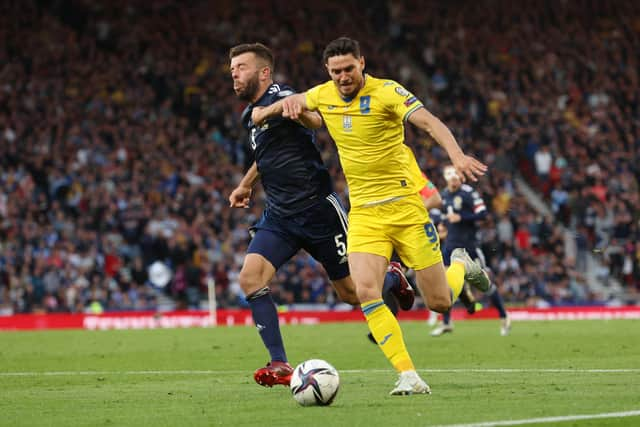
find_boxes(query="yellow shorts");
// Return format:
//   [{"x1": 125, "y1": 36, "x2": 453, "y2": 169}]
[{"x1": 347, "y1": 193, "x2": 442, "y2": 270}]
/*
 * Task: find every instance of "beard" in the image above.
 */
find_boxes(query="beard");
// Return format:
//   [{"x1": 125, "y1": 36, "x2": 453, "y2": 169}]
[
  {"x1": 339, "y1": 85, "x2": 358, "y2": 99},
  {"x1": 235, "y1": 73, "x2": 260, "y2": 102},
  {"x1": 336, "y1": 76, "x2": 363, "y2": 99}
]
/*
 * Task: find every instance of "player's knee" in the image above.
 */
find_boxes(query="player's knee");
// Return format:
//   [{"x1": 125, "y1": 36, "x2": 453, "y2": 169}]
[
  {"x1": 428, "y1": 295, "x2": 452, "y2": 313},
  {"x1": 238, "y1": 269, "x2": 265, "y2": 295}
]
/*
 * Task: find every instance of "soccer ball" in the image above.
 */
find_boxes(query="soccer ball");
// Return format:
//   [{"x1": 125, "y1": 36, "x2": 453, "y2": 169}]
[{"x1": 290, "y1": 359, "x2": 340, "y2": 406}]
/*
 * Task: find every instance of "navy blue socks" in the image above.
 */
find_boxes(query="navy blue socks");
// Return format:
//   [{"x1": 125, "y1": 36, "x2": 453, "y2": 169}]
[{"x1": 246, "y1": 287, "x2": 287, "y2": 362}]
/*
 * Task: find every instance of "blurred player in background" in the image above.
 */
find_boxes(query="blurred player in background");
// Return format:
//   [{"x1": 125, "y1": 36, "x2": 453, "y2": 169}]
[
  {"x1": 419, "y1": 174, "x2": 481, "y2": 327},
  {"x1": 418, "y1": 173, "x2": 479, "y2": 326},
  {"x1": 265, "y1": 37, "x2": 490, "y2": 395},
  {"x1": 228, "y1": 43, "x2": 414, "y2": 388},
  {"x1": 429, "y1": 165, "x2": 511, "y2": 336},
  {"x1": 420, "y1": 172, "x2": 475, "y2": 325}
]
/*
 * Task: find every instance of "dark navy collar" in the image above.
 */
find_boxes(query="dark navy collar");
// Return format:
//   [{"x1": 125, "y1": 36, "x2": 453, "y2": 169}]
[{"x1": 252, "y1": 81, "x2": 278, "y2": 106}]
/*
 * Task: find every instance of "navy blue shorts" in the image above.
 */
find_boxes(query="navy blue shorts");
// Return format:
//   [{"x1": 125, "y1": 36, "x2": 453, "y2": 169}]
[
  {"x1": 442, "y1": 245, "x2": 487, "y2": 268},
  {"x1": 247, "y1": 193, "x2": 350, "y2": 280}
]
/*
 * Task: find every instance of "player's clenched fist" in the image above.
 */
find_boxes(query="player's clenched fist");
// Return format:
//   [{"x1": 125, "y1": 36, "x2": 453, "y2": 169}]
[
  {"x1": 251, "y1": 106, "x2": 266, "y2": 126},
  {"x1": 281, "y1": 94, "x2": 305, "y2": 120},
  {"x1": 229, "y1": 185, "x2": 252, "y2": 208}
]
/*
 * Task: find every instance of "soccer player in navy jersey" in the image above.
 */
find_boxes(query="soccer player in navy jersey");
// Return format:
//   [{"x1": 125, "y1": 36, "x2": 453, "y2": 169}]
[
  {"x1": 228, "y1": 43, "x2": 414, "y2": 388},
  {"x1": 429, "y1": 165, "x2": 511, "y2": 336}
]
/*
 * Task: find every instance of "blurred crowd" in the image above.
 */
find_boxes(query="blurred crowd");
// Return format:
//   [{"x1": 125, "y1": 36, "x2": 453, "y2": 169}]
[
  {"x1": 1, "y1": 0, "x2": 638, "y2": 315},
  {"x1": 393, "y1": 0, "x2": 640, "y2": 304}
]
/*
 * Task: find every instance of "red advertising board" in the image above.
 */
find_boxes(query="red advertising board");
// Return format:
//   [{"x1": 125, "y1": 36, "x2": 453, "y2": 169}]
[{"x1": 1, "y1": 306, "x2": 639, "y2": 331}]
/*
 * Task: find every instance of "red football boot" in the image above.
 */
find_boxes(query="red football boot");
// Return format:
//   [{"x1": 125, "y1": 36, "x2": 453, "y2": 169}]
[
  {"x1": 388, "y1": 262, "x2": 415, "y2": 311},
  {"x1": 253, "y1": 361, "x2": 293, "y2": 387}
]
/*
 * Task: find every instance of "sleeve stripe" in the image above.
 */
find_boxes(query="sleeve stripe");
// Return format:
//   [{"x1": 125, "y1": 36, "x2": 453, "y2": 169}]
[
  {"x1": 474, "y1": 205, "x2": 486, "y2": 213},
  {"x1": 403, "y1": 104, "x2": 424, "y2": 122}
]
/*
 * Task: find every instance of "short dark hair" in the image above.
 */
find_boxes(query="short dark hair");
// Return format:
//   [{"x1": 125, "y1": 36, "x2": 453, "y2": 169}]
[
  {"x1": 322, "y1": 37, "x2": 361, "y2": 64},
  {"x1": 229, "y1": 43, "x2": 274, "y2": 69}
]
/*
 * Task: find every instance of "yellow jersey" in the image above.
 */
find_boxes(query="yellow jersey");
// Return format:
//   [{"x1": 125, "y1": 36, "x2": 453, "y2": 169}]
[{"x1": 306, "y1": 75, "x2": 426, "y2": 208}]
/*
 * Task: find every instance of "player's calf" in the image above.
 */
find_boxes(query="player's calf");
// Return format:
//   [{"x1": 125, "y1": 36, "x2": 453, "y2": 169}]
[{"x1": 331, "y1": 276, "x2": 360, "y2": 305}]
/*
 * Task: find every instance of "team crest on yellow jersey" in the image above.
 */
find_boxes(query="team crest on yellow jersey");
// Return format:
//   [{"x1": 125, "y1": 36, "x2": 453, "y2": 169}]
[
  {"x1": 304, "y1": 75, "x2": 426, "y2": 207},
  {"x1": 342, "y1": 115, "x2": 352, "y2": 132}
]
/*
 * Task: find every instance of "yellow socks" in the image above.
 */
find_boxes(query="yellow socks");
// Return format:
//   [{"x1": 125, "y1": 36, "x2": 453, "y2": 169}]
[
  {"x1": 446, "y1": 261, "x2": 465, "y2": 301},
  {"x1": 361, "y1": 298, "x2": 415, "y2": 372}
]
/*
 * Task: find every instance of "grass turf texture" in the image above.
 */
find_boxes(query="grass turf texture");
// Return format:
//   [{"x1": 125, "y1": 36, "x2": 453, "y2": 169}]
[{"x1": 1, "y1": 319, "x2": 639, "y2": 427}]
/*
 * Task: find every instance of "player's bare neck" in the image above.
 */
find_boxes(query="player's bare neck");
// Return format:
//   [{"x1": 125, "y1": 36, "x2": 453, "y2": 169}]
[{"x1": 251, "y1": 80, "x2": 274, "y2": 103}]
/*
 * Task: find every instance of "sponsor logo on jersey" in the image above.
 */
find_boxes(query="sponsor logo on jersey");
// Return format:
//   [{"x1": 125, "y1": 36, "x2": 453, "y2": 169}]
[
  {"x1": 268, "y1": 84, "x2": 280, "y2": 94},
  {"x1": 379, "y1": 333, "x2": 393, "y2": 345}
]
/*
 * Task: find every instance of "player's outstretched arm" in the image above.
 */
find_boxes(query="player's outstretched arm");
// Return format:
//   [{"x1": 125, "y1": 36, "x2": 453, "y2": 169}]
[
  {"x1": 296, "y1": 110, "x2": 322, "y2": 129},
  {"x1": 280, "y1": 93, "x2": 310, "y2": 121},
  {"x1": 229, "y1": 162, "x2": 259, "y2": 208},
  {"x1": 252, "y1": 97, "x2": 322, "y2": 129},
  {"x1": 408, "y1": 108, "x2": 487, "y2": 182}
]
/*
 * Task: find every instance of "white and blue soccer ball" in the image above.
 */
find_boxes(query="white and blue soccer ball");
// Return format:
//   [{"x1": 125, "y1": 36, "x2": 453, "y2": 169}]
[{"x1": 290, "y1": 359, "x2": 340, "y2": 406}]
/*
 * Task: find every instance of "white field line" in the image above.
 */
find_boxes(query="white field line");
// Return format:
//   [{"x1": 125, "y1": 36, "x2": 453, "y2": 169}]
[
  {"x1": 432, "y1": 410, "x2": 640, "y2": 427},
  {"x1": 2, "y1": 368, "x2": 640, "y2": 377}
]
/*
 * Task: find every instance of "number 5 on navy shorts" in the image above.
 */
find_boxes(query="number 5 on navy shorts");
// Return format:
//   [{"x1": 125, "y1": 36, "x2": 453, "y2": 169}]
[{"x1": 247, "y1": 193, "x2": 351, "y2": 280}]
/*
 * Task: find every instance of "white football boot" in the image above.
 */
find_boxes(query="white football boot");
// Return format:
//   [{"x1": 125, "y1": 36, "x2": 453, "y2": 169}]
[
  {"x1": 451, "y1": 248, "x2": 490, "y2": 292},
  {"x1": 389, "y1": 370, "x2": 431, "y2": 396},
  {"x1": 500, "y1": 316, "x2": 512, "y2": 336}
]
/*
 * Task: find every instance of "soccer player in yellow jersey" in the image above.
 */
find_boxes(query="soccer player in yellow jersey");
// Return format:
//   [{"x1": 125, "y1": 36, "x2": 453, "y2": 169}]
[{"x1": 253, "y1": 37, "x2": 490, "y2": 396}]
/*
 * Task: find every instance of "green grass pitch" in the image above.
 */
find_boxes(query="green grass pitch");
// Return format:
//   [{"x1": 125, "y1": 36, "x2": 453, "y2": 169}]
[{"x1": 1, "y1": 319, "x2": 639, "y2": 426}]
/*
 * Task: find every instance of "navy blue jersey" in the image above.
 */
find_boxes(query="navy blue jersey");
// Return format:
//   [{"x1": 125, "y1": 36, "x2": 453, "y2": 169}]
[
  {"x1": 440, "y1": 184, "x2": 487, "y2": 248},
  {"x1": 241, "y1": 83, "x2": 332, "y2": 217},
  {"x1": 429, "y1": 208, "x2": 443, "y2": 225}
]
